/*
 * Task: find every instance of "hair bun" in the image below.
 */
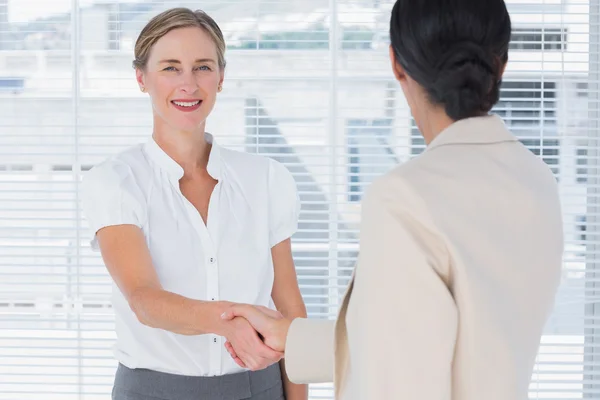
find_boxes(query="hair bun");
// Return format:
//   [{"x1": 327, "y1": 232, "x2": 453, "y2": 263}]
[{"x1": 426, "y1": 42, "x2": 500, "y2": 120}]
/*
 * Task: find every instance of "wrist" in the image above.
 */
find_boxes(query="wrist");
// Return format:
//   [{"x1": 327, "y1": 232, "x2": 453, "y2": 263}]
[
  {"x1": 277, "y1": 317, "x2": 294, "y2": 351},
  {"x1": 206, "y1": 300, "x2": 234, "y2": 336}
]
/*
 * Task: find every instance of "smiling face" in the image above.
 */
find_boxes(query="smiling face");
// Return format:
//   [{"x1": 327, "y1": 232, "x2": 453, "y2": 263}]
[{"x1": 136, "y1": 26, "x2": 224, "y2": 134}]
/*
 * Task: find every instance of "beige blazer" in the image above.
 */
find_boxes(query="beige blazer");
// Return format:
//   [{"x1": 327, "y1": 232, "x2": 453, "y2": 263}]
[{"x1": 283, "y1": 115, "x2": 563, "y2": 400}]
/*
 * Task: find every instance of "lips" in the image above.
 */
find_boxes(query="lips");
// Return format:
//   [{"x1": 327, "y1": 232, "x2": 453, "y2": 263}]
[{"x1": 171, "y1": 99, "x2": 202, "y2": 112}]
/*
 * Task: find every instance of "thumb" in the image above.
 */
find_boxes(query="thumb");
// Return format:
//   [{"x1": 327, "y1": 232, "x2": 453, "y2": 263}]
[
  {"x1": 221, "y1": 304, "x2": 255, "y2": 321},
  {"x1": 222, "y1": 305, "x2": 271, "y2": 332},
  {"x1": 220, "y1": 309, "x2": 236, "y2": 321}
]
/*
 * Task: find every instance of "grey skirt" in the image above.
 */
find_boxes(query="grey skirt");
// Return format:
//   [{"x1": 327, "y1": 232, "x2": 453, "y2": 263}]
[{"x1": 112, "y1": 363, "x2": 284, "y2": 400}]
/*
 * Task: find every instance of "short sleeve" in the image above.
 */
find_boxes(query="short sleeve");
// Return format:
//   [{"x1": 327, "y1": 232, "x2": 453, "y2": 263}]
[
  {"x1": 80, "y1": 160, "x2": 146, "y2": 251},
  {"x1": 268, "y1": 159, "x2": 300, "y2": 247}
]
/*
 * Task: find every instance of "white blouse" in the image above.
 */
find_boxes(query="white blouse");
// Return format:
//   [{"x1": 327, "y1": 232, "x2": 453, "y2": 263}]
[{"x1": 81, "y1": 133, "x2": 300, "y2": 376}]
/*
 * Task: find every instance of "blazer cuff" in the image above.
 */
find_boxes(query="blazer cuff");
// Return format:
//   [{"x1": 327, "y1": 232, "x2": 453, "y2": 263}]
[{"x1": 284, "y1": 318, "x2": 335, "y2": 384}]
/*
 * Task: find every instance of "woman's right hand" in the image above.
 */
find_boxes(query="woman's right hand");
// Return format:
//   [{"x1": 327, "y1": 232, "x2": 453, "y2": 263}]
[{"x1": 222, "y1": 316, "x2": 284, "y2": 371}]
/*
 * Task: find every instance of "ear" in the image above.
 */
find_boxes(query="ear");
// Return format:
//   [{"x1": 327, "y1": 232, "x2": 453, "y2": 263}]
[
  {"x1": 135, "y1": 69, "x2": 146, "y2": 91},
  {"x1": 218, "y1": 68, "x2": 225, "y2": 87},
  {"x1": 389, "y1": 45, "x2": 407, "y2": 83}
]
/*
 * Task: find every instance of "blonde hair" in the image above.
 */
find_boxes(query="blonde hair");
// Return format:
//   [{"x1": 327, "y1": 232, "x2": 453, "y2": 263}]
[{"x1": 133, "y1": 8, "x2": 226, "y2": 70}]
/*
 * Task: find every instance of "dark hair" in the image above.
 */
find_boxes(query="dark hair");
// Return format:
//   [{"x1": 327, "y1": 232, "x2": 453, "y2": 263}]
[{"x1": 389, "y1": 0, "x2": 511, "y2": 121}]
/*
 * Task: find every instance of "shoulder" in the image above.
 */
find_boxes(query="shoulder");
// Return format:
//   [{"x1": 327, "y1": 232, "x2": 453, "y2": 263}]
[
  {"x1": 220, "y1": 147, "x2": 295, "y2": 187},
  {"x1": 363, "y1": 165, "x2": 439, "y2": 234},
  {"x1": 82, "y1": 145, "x2": 145, "y2": 196},
  {"x1": 220, "y1": 147, "x2": 271, "y2": 172},
  {"x1": 365, "y1": 168, "x2": 424, "y2": 212}
]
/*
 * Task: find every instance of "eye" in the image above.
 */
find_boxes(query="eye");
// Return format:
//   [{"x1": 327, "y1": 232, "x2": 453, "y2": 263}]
[
  {"x1": 163, "y1": 66, "x2": 177, "y2": 72},
  {"x1": 196, "y1": 65, "x2": 212, "y2": 71}
]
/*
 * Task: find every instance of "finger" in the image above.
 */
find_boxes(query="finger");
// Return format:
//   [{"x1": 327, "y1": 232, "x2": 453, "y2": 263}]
[
  {"x1": 225, "y1": 341, "x2": 237, "y2": 358},
  {"x1": 221, "y1": 306, "x2": 249, "y2": 321},
  {"x1": 221, "y1": 304, "x2": 252, "y2": 321},
  {"x1": 249, "y1": 329, "x2": 284, "y2": 360},
  {"x1": 221, "y1": 309, "x2": 235, "y2": 320},
  {"x1": 257, "y1": 354, "x2": 283, "y2": 370},
  {"x1": 220, "y1": 304, "x2": 249, "y2": 320},
  {"x1": 226, "y1": 341, "x2": 244, "y2": 364},
  {"x1": 225, "y1": 341, "x2": 248, "y2": 368},
  {"x1": 239, "y1": 352, "x2": 259, "y2": 371},
  {"x1": 258, "y1": 345, "x2": 284, "y2": 361},
  {"x1": 257, "y1": 354, "x2": 283, "y2": 368},
  {"x1": 225, "y1": 341, "x2": 233, "y2": 352},
  {"x1": 240, "y1": 331, "x2": 274, "y2": 371},
  {"x1": 221, "y1": 305, "x2": 261, "y2": 322},
  {"x1": 232, "y1": 356, "x2": 246, "y2": 369}
]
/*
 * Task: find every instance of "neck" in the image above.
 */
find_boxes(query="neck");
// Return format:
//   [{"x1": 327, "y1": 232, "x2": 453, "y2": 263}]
[
  {"x1": 415, "y1": 106, "x2": 456, "y2": 145},
  {"x1": 152, "y1": 118, "x2": 211, "y2": 179}
]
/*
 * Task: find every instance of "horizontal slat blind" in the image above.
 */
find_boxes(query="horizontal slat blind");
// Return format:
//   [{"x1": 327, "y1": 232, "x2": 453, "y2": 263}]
[{"x1": 0, "y1": 0, "x2": 596, "y2": 399}]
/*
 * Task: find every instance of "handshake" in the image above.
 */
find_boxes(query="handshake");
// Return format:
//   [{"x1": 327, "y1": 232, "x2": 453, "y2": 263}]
[{"x1": 219, "y1": 304, "x2": 293, "y2": 371}]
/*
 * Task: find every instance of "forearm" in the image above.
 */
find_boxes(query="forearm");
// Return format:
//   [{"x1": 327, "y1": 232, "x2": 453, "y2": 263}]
[
  {"x1": 279, "y1": 305, "x2": 308, "y2": 400},
  {"x1": 129, "y1": 287, "x2": 231, "y2": 335}
]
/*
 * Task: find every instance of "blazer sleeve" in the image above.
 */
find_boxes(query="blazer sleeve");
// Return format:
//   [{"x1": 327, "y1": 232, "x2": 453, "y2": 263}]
[
  {"x1": 344, "y1": 176, "x2": 458, "y2": 400},
  {"x1": 284, "y1": 318, "x2": 336, "y2": 384}
]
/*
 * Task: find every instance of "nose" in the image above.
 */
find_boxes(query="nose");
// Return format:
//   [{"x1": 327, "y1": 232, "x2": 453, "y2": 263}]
[{"x1": 178, "y1": 72, "x2": 198, "y2": 94}]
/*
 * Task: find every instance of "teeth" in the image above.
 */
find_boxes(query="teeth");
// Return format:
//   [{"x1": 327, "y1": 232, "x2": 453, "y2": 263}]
[{"x1": 173, "y1": 100, "x2": 200, "y2": 107}]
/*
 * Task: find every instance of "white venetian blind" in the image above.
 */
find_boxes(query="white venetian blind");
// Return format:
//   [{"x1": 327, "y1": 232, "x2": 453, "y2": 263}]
[{"x1": 0, "y1": 0, "x2": 597, "y2": 399}]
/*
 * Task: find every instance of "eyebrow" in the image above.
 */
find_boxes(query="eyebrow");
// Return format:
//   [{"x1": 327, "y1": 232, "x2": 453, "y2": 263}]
[{"x1": 158, "y1": 58, "x2": 217, "y2": 64}]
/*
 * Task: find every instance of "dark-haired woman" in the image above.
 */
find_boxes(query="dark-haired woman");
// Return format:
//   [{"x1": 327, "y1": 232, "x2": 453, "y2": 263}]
[{"x1": 221, "y1": 0, "x2": 564, "y2": 399}]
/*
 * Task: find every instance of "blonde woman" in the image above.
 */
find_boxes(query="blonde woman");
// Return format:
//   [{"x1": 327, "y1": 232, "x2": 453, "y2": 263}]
[{"x1": 81, "y1": 8, "x2": 307, "y2": 400}]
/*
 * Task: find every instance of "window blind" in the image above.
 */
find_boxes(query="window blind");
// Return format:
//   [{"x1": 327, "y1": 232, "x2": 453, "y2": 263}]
[{"x1": 0, "y1": 0, "x2": 596, "y2": 399}]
